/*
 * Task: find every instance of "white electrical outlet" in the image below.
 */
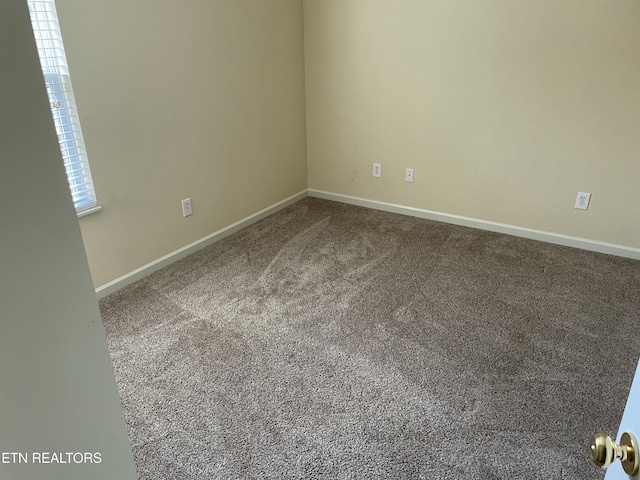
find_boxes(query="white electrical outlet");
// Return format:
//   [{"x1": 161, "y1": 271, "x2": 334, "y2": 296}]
[
  {"x1": 373, "y1": 163, "x2": 382, "y2": 178},
  {"x1": 574, "y1": 192, "x2": 591, "y2": 210},
  {"x1": 405, "y1": 168, "x2": 414, "y2": 183},
  {"x1": 181, "y1": 198, "x2": 193, "y2": 217}
]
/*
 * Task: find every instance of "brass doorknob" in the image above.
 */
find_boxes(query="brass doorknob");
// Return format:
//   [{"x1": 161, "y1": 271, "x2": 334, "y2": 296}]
[{"x1": 590, "y1": 431, "x2": 639, "y2": 475}]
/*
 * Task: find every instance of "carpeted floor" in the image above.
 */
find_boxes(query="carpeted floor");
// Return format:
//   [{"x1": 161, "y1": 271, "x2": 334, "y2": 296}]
[{"x1": 100, "y1": 197, "x2": 640, "y2": 479}]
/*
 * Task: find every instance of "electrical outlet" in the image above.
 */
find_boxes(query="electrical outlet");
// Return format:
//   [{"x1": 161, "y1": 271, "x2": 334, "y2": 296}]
[
  {"x1": 574, "y1": 192, "x2": 591, "y2": 210},
  {"x1": 181, "y1": 198, "x2": 192, "y2": 217},
  {"x1": 373, "y1": 163, "x2": 382, "y2": 178},
  {"x1": 405, "y1": 168, "x2": 414, "y2": 183}
]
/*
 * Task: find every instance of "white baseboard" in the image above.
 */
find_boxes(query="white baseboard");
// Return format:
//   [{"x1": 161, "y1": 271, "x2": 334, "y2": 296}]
[
  {"x1": 96, "y1": 188, "x2": 640, "y2": 298},
  {"x1": 95, "y1": 190, "x2": 308, "y2": 299},
  {"x1": 309, "y1": 189, "x2": 640, "y2": 261}
]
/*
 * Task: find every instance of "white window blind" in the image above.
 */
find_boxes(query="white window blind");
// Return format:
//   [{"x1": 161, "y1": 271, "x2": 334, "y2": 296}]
[{"x1": 27, "y1": 0, "x2": 98, "y2": 214}]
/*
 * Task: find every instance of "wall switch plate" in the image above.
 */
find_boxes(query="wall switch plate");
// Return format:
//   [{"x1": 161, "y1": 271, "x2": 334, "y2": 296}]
[
  {"x1": 181, "y1": 198, "x2": 193, "y2": 217},
  {"x1": 373, "y1": 163, "x2": 382, "y2": 178},
  {"x1": 574, "y1": 192, "x2": 591, "y2": 210},
  {"x1": 405, "y1": 168, "x2": 414, "y2": 183}
]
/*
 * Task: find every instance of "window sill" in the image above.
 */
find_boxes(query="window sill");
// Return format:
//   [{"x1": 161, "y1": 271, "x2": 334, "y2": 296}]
[{"x1": 77, "y1": 205, "x2": 103, "y2": 218}]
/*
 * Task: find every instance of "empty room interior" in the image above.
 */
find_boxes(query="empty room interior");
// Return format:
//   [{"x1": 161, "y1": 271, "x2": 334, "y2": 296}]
[{"x1": 2, "y1": 1, "x2": 640, "y2": 479}]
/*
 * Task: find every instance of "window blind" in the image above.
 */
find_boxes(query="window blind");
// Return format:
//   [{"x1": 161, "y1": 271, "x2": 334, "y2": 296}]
[{"x1": 27, "y1": 0, "x2": 98, "y2": 213}]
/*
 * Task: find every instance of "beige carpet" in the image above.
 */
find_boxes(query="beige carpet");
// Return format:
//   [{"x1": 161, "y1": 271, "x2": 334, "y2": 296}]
[{"x1": 100, "y1": 197, "x2": 640, "y2": 479}]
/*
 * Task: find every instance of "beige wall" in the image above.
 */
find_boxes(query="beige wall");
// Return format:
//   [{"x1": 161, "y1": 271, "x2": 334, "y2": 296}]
[
  {"x1": 56, "y1": 0, "x2": 307, "y2": 287},
  {"x1": 304, "y1": 0, "x2": 640, "y2": 249},
  {"x1": 0, "y1": 2, "x2": 136, "y2": 478},
  {"x1": 55, "y1": 0, "x2": 640, "y2": 288}
]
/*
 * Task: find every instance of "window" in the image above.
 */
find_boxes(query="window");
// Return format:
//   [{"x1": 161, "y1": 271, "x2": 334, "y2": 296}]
[{"x1": 27, "y1": 0, "x2": 100, "y2": 216}]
